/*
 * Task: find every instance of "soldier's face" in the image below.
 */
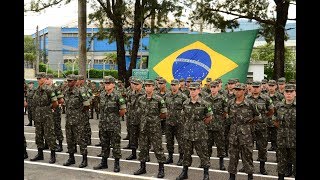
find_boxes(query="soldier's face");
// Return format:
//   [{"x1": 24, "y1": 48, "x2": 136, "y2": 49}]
[
  {"x1": 278, "y1": 83, "x2": 285, "y2": 90},
  {"x1": 268, "y1": 84, "x2": 277, "y2": 92},
  {"x1": 234, "y1": 88, "x2": 245, "y2": 97},
  {"x1": 67, "y1": 80, "x2": 75, "y2": 87},
  {"x1": 145, "y1": 84, "x2": 154, "y2": 94},
  {"x1": 37, "y1": 77, "x2": 46, "y2": 86},
  {"x1": 284, "y1": 90, "x2": 296, "y2": 101},
  {"x1": 227, "y1": 83, "x2": 235, "y2": 90},
  {"x1": 171, "y1": 84, "x2": 179, "y2": 92},
  {"x1": 189, "y1": 88, "x2": 200, "y2": 98},
  {"x1": 210, "y1": 86, "x2": 219, "y2": 94},
  {"x1": 179, "y1": 82, "x2": 185, "y2": 88},
  {"x1": 134, "y1": 83, "x2": 142, "y2": 91},
  {"x1": 104, "y1": 82, "x2": 115, "y2": 91},
  {"x1": 252, "y1": 86, "x2": 261, "y2": 94}
]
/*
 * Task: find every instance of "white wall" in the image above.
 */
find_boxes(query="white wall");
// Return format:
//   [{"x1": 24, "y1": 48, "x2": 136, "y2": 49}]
[{"x1": 248, "y1": 61, "x2": 267, "y2": 81}]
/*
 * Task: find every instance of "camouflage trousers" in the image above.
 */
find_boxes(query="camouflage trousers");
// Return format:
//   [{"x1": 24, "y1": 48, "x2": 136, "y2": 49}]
[
  {"x1": 277, "y1": 147, "x2": 296, "y2": 176},
  {"x1": 83, "y1": 112, "x2": 92, "y2": 144},
  {"x1": 100, "y1": 128, "x2": 122, "y2": 159},
  {"x1": 24, "y1": 135, "x2": 27, "y2": 148},
  {"x1": 34, "y1": 107, "x2": 56, "y2": 150},
  {"x1": 53, "y1": 107, "x2": 63, "y2": 141},
  {"x1": 138, "y1": 121, "x2": 166, "y2": 163},
  {"x1": 165, "y1": 124, "x2": 184, "y2": 154},
  {"x1": 182, "y1": 139, "x2": 210, "y2": 168},
  {"x1": 129, "y1": 124, "x2": 140, "y2": 149},
  {"x1": 27, "y1": 106, "x2": 34, "y2": 123},
  {"x1": 207, "y1": 130, "x2": 226, "y2": 158},
  {"x1": 268, "y1": 127, "x2": 278, "y2": 147},
  {"x1": 65, "y1": 121, "x2": 87, "y2": 155},
  {"x1": 224, "y1": 123, "x2": 231, "y2": 155},
  {"x1": 90, "y1": 99, "x2": 99, "y2": 118},
  {"x1": 254, "y1": 127, "x2": 268, "y2": 162},
  {"x1": 228, "y1": 143, "x2": 254, "y2": 174}
]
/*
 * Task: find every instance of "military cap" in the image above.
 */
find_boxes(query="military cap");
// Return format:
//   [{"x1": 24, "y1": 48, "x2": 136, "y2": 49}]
[
  {"x1": 144, "y1": 79, "x2": 155, "y2": 85},
  {"x1": 228, "y1": 79, "x2": 236, "y2": 84},
  {"x1": 46, "y1": 73, "x2": 54, "y2": 79},
  {"x1": 210, "y1": 80, "x2": 219, "y2": 87},
  {"x1": 36, "y1": 72, "x2": 46, "y2": 79},
  {"x1": 117, "y1": 80, "x2": 122, "y2": 83},
  {"x1": 196, "y1": 79, "x2": 202, "y2": 84},
  {"x1": 216, "y1": 78, "x2": 222, "y2": 83},
  {"x1": 170, "y1": 79, "x2": 179, "y2": 85},
  {"x1": 277, "y1": 77, "x2": 286, "y2": 84},
  {"x1": 246, "y1": 79, "x2": 253, "y2": 84},
  {"x1": 186, "y1": 77, "x2": 193, "y2": 82},
  {"x1": 155, "y1": 76, "x2": 162, "y2": 81},
  {"x1": 189, "y1": 82, "x2": 200, "y2": 89},
  {"x1": 103, "y1": 75, "x2": 115, "y2": 83},
  {"x1": 130, "y1": 76, "x2": 136, "y2": 83},
  {"x1": 252, "y1": 81, "x2": 261, "y2": 87},
  {"x1": 268, "y1": 80, "x2": 277, "y2": 85},
  {"x1": 233, "y1": 83, "x2": 246, "y2": 90},
  {"x1": 206, "y1": 77, "x2": 212, "y2": 83},
  {"x1": 179, "y1": 78, "x2": 185, "y2": 82},
  {"x1": 288, "y1": 79, "x2": 296, "y2": 84},
  {"x1": 133, "y1": 78, "x2": 142, "y2": 84},
  {"x1": 234, "y1": 78, "x2": 239, "y2": 83},
  {"x1": 66, "y1": 74, "x2": 77, "y2": 81},
  {"x1": 28, "y1": 81, "x2": 34, "y2": 84},
  {"x1": 77, "y1": 75, "x2": 85, "y2": 80},
  {"x1": 261, "y1": 79, "x2": 268, "y2": 84},
  {"x1": 285, "y1": 84, "x2": 296, "y2": 91},
  {"x1": 158, "y1": 78, "x2": 167, "y2": 84}
]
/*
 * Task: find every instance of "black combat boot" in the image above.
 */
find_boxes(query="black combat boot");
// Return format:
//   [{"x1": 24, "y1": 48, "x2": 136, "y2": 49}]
[
  {"x1": 248, "y1": 174, "x2": 253, "y2": 180},
  {"x1": 164, "y1": 152, "x2": 173, "y2": 164},
  {"x1": 55, "y1": 140, "x2": 63, "y2": 152},
  {"x1": 96, "y1": 113, "x2": 99, "y2": 119},
  {"x1": 63, "y1": 153, "x2": 75, "y2": 166},
  {"x1": 268, "y1": 141, "x2": 277, "y2": 151},
  {"x1": 49, "y1": 150, "x2": 56, "y2": 164},
  {"x1": 90, "y1": 110, "x2": 94, "y2": 119},
  {"x1": 74, "y1": 144, "x2": 77, "y2": 153},
  {"x1": 79, "y1": 154, "x2": 88, "y2": 168},
  {"x1": 203, "y1": 167, "x2": 209, "y2": 180},
  {"x1": 126, "y1": 148, "x2": 137, "y2": 160},
  {"x1": 43, "y1": 142, "x2": 49, "y2": 150},
  {"x1": 123, "y1": 143, "x2": 131, "y2": 149},
  {"x1": 219, "y1": 157, "x2": 226, "y2": 170},
  {"x1": 114, "y1": 158, "x2": 120, "y2": 172},
  {"x1": 284, "y1": 163, "x2": 293, "y2": 177},
  {"x1": 24, "y1": 147, "x2": 28, "y2": 159},
  {"x1": 176, "y1": 153, "x2": 183, "y2": 166},
  {"x1": 176, "y1": 166, "x2": 188, "y2": 180},
  {"x1": 229, "y1": 173, "x2": 236, "y2": 180},
  {"x1": 157, "y1": 163, "x2": 165, "y2": 178},
  {"x1": 260, "y1": 161, "x2": 268, "y2": 175},
  {"x1": 25, "y1": 120, "x2": 32, "y2": 126},
  {"x1": 278, "y1": 174, "x2": 285, "y2": 180},
  {"x1": 97, "y1": 152, "x2": 102, "y2": 157},
  {"x1": 134, "y1": 161, "x2": 146, "y2": 175},
  {"x1": 146, "y1": 153, "x2": 150, "y2": 162},
  {"x1": 93, "y1": 157, "x2": 108, "y2": 169},
  {"x1": 123, "y1": 134, "x2": 129, "y2": 140},
  {"x1": 30, "y1": 148, "x2": 44, "y2": 161}
]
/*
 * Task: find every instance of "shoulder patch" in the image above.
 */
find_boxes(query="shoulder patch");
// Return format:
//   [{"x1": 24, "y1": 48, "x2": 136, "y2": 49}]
[
  {"x1": 119, "y1": 98, "x2": 124, "y2": 103},
  {"x1": 82, "y1": 93, "x2": 86, "y2": 97},
  {"x1": 160, "y1": 99, "x2": 165, "y2": 104},
  {"x1": 208, "y1": 107, "x2": 212, "y2": 112},
  {"x1": 50, "y1": 92, "x2": 55, "y2": 97}
]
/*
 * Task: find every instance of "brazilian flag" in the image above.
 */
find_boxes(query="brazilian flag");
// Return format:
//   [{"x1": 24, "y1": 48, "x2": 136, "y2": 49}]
[{"x1": 148, "y1": 29, "x2": 258, "y2": 84}]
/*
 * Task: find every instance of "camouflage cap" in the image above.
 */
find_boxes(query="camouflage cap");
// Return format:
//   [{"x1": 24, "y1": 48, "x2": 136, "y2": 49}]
[
  {"x1": 158, "y1": 78, "x2": 167, "y2": 84},
  {"x1": 189, "y1": 82, "x2": 200, "y2": 89},
  {"x1": 36, "y1": 72, "x2": 46, "y2": 79},
  {"x1": 285, "y1": 84, "x2": 296, "y2": 91},
  {"x1": 155, "y1": 76, "x2": 162, "y2": 81},
  {"x1": 117, "y1": 80, "x2": 122, "y2": 83},
  {"x1": 196, "y1": 79, "x2": 202, "y2": 84},
  {"x1": 206, "y1": 77, "x2": 212, "y2": 83},
  {"x1": 66, "y1": 74, "x2": 77, "y2": 81},
  {"x1": 28, "y1": 81, "x2": 34, "y2": 84},
  {"x1": 216, "y1": 78, "x2": 222, "y2": 83},
  {"x1": 246, "y1": 79, "x2": 253, "y2": 84},
  {"x1": 130, "y1": 76, "x2": 136, "y2": 83},
  {"x1": 179, "y1": 78, "x2": 185, "y2": 82},
  {"x1": 261, "y1": 79, "x2": 268, "y2": 84},
  {"x1": 233, "y1": 83, "x2": 246, "y2": 90},
  {"x1": 103, "y1": 75, "x2": 115, "y2": 83},
  {"x1": 170, "y1": 79, "x2": 179, "y2": 85},
  {"x1": 234, "y1": 78, "x2": 239, "y2": 83},
  {"x1": 228, "y1": 79, "x2": 236, "y2": 84},
  {"x1": 268, "y1": 80, "x2": 277, "y2": 85},
  {"x1": 144, "y1": 79, "x2": 155, "y2": 85},
  {"x1": 46, "y1": 73, "x2": 54, "y2": 79},
  {"x1": 133, "y1": 78, "x2": 143, "y2": 84},
  {"x1": 277, "y1": 77, "x2": 286, "y2": 84},
  {"x1": 210, "y1": 80, "x2": 219, "y2": 87},
  {"x1": 77, "y1": 75, "x2": 85, "y2": 80},
  {"x1": 288, "y1": 79, "x2": 296, "y2": 84},
  {"x1": 186, "y1": 77, "x2": 193, "y2": 82},
  {"x1": 252, "y1": 81, "x2": 261, "y2": 87}
]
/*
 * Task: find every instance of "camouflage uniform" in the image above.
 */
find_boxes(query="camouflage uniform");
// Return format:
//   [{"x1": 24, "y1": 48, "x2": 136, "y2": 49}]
[
  {"x1": 26, "y1": 82, "x2": 36, "y2": 126},
  {"x1": 179, "y1": 78, "x2": 189, "y2": 97},
  {"x1": 90, "y1": 82, "x2": 100, "y2": 119},
  {"x1": 156, "y1": 78, "x2": 170, "y2": 135},
  {"x1": 181, "y1": 83, "x2": 213, "y2": 168},
  {"x1": 123, "y1": 77, "x2": 135, "y2": 142},
  {"x1": 224, "y1": 79, "x2": 236, "y2": 156},
  {"x1": 163, "y1": 79, "x2": 188, "y2": 165},
  {"x1": 275, "y1": 84, "x2": 296, "y2": 177},
  {"x1": 227, "y1": 83, "x2": 261, "y2": 176}
]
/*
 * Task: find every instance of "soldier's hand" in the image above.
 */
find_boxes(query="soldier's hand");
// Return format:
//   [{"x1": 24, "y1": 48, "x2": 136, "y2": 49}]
[
  {"x1": 204, "y1": 116, "x2": 212, "y2": 125},
  {"x1": 159, "y1": 113, "x2": 167, "y2": 119},
  {"x1": 82, "y1": 106, "x2": 89, "y2": 112},
  {"x1": 119, "y1": 109, "x2": 126, "y2": 117},
  {"x1": 273, "y1": 120, "x2": 280, "y2": 128},
  {"x1": 24, "y1": 100, "x2": 28, "y2": 108}
]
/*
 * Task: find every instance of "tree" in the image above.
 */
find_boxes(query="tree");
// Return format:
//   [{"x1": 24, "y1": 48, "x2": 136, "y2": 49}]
[
  {"x1": 24, "y1": 35, "x2": 37, "y2": 64},
  {"x1": 187, "y1": 0, "x2": 296, "y2": 80},
  {"x1": 251, "y1": 43, "x2": 296, "y2": 80}
]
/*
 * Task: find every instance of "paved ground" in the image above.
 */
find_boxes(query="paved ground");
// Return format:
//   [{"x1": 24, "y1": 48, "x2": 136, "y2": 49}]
[{"x1": 24, "y1": 113, "x2": 295, "y2": 180}]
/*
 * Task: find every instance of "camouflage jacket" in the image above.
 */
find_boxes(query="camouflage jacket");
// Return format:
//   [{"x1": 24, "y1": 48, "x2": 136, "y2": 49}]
[
  {"x1": 180, "y1": 87, "x2": 190, "y2": 97},
  {"x1": 182, "y1": 97, "x2": 213, "y2": 141},
  {"x1": 227, "y1": 98, "x2": 261, "y2": 145},
  {"x1": 155, "y1": 89, "x2": 170, "y2": 98},
  {"x1": 163, "y1": 91, "x2": 188, "y2": 125},
  {"x1": 204, "y1": 93, "x2": 228, "y2": 131},
  {"x1": 136, "y1": 93, "x2": 167, "y2": 132},
  {"x1": 32, "y1": 85, "x2": 57, "y2": 122},
  {"x1": 26, "y1": 87, "x2": 36, "y2": 108},
  {"x1": 127, "y1": 89, "x2": 145, "y2": 125},
  {"x1": 267, "y1": 91, "x2": 284, "y2": 126},
  {"x1": 274, "y1": 98, "x2": 296, "y2": 148}
]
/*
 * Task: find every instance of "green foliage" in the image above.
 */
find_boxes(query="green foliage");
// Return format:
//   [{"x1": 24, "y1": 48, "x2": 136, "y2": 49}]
[{"x1": 24, "y1": 35, "x2": 36, "y2": 62}]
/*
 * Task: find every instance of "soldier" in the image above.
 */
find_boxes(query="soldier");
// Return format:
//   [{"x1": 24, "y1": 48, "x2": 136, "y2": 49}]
[
  {"x1": 163, "y1": 79, "x2": 188, "y2": 165},
  {"x1": 30, "y1": 72, "x2": 58, "y2": 164},
  {"x1": 246, "y1": 81, "x2": 274, "y2": 175},
  {"x1": 204, "y1": 80, "x2": 228, "y2": 170},
  {"x1": 25, "y1": 81, "x2": 36, "y2": 126},
  {"x1": 156, "y1": 78, "x2": 170, "y2": 135},
  {"x1": 93, "y1": 76, "x2": 126, "y2": 172},
  {"x1": 63, "y1": 74, "x2": 90, "y2": 168},
  {"x1": 46, "y1": 74, "x2": 65, "y2": 152},
  {"x1": 122, "y1": 76, "x2": 136, "y2": 142},
  {"x1": 133, "y1": 79, "x2": 167, "y2": 178},
  {"x1": 202, "y1": 77, "x2": 212, "y2": 94},
  {"x1": 277, "y1": 77, "x2": 286, "y2": 94},
  {"x1": 288, "y1": 79, "x2": 296, "y2": 85},
  {"x1": 24, "y1": 95, "x2": 29, "y2": 159},
  {"x1": 273, "y1": 84, "x2": 296, "y2": 179},
  {"x1": 267, "y1": 80, "x2": 284, "y2": 151},
  {"x1": 176, "y1": 82, "x2": 212, "y2": 180},
  {"x1": 245, "y1": 79, "x2": 253, "y2": 96},
  {"x1": 179, "y1": 78, "x2": 189, "y2": 96},
  {"x1": 217, "y1": 78, "x2": 227, "y2": 95},
  {"x1": 261, "y1": 79, "x2": 269, "y2": 94},
  {"x1": 224, "y1": 79, "x2": 236, "y2": 157},
  {"x1": 184, "y1": 77, "x2": 193, "y2": 97},
  {"x1": 226, "y1": 83, "x2": 262, "y2": 180},
  {"x1": 90, "y1": 81, "x2": 100, "y2": 119}
]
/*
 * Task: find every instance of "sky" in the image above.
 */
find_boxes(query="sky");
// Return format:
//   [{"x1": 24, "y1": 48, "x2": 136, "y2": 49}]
[{"x1": 24, "y1": 0, "x2": 296, "y2": 35}]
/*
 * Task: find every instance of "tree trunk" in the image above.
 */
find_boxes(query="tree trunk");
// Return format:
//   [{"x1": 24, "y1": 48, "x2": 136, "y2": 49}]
[
  {"x1": 273, "y1": 0, "x2": 289, "y2": 80},
  {"x1": 78, "y1": 0, "x2": 87, "y2": 80},
  {"x1": 114, "y1": 24, "x2": 127, "y2": 85}
]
